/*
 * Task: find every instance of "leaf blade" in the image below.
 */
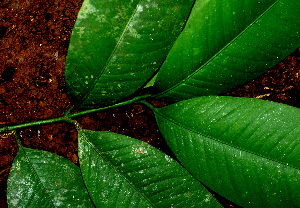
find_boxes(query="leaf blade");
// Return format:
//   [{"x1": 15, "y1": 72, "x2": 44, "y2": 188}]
[
  {"x1": 78, "y1": 129, "x2": 222, "y2": 207},
  {"x1": 154, "y1": 0, "x2": 300, "y2": 101},
  {"x1": 154, "y1": 96, "x2": 300, "y2": 207},
  {"x1": 65, "y1": 0, "x2": 195, "y2": 108},
  {"x1": 7, "y1": 146, "x2": 94, "y2": 208}
]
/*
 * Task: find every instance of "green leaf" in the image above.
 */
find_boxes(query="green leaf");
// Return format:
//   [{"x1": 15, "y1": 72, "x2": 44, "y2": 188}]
[
  {"x1": 154, "y1": 96, "x2": 300, "y2": 207},
  {"x1": 78, "y1": 129, "x2": 222, "y2": 207},
  {"x1": 154, "y1": 0, "x2": 300, "y2": 102},
  {"x1": 7, "y1": 146, "x2": 94, "y2": 208},
  {"x1": 65, "y1": 0, "x2": 194, "y2": 108}
]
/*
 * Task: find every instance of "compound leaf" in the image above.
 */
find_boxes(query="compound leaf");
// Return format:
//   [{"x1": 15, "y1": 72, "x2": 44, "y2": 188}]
[
  {"x1": 65, "y1": 0, "x2": 194, "y2": 108},
  {"x1": 154, "y1": 96, "x2": 300, "y2": 207},
  {"x1": 78, "y1": 129, "x2": 222, "y2": 208},
  {"x1": 154, "y1": 0, "x2": 300, "y2": 101},
  {"x1": 7, "y1": 145, "x2": 93, "y2": 207}
]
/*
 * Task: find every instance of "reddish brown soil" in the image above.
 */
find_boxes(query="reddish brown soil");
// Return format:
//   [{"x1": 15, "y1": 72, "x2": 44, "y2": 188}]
[{"x1": 0, "y1": 1, "x2": 299, "y2": 207}]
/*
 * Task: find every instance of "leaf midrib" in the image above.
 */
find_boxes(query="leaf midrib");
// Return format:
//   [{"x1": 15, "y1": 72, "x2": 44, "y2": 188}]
[
  {"x1": 155, "y1": 0, "x2": 281, "y2": 97},
  {"x1": 78, "y1": 0, "x2": 144, "y2": 107},
  {"x1": 80, "y1": 131, "x2": 156, "y2": 208},
  {"x1": 21, "y1": 147, "x2": 56, "y2": 207}
]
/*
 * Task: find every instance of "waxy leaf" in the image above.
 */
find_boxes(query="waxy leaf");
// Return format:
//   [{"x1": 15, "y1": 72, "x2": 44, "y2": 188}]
[
  {"x1": 154, "y1": 96, "x2": 300, "y2": 207},
  {"x1": 7, "y1": 145, "x2": 93, "y2": 207},
  {"x1": 154, "y1": 0, "x2": 300, "y2": 101},
  {"x1": 78, "y1": 129, "x2": 222, "y2": 207},
  {"x1": 65, "y1": 0, "x2": 194, "y2": 108}
]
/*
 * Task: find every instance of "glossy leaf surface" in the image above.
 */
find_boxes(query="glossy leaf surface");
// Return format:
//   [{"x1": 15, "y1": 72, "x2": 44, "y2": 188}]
[
  {"x1": 65, "y1": 0, "x2": 194, "y2": 108},
  {"x1": 78, "y1": 129, "x2": 222, "y2": 207},
  {"x1": 7, "y1": 146, "x2": 93, "y2": 207},
  {"x1": 154, "y1": 0, "x2": 300, "y2": 101},
  {"x1": 154, "y1": 96, "x2": 300, "y2": 207}
]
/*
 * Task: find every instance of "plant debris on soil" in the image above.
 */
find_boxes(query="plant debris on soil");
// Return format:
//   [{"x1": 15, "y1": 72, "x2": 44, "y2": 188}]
[{"x1": 0, "y1": 1, "x2": 299, "y2": 207}]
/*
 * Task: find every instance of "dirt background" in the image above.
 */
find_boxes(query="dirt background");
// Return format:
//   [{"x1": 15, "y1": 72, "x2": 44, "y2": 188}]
[{"x1": 0, "y1": 0, "x2": 299, "y2": 207}]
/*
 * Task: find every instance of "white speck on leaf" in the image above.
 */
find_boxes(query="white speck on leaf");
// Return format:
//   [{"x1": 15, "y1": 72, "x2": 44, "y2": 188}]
[
  {"x1": 77, "y1": 0, "x2": 98, "y2": 22},
  {"x1": 77, "y1": 27, "x2": 85, "y2": 38},
  {"x1": 165, "y1": 155, "x2": 172, "y2": 163},
  {"x1": 96, "y1": 14, "x2": 107, "y2": 23},
  {"x1": 10, "y1": 199, "x2": 19, "y2": 206},
  {"x1": 134, "y1": 148, "x2": 147, "y2": 154},
  {"x1": 204, "y1": 193, "x2": 212, "y2": 202},
  {"x1": 137, "y1": 5, "x2": 143, "y2": 12},
  {"x1": 128, "y1": 27, "x2": 141, "y2": 39}
]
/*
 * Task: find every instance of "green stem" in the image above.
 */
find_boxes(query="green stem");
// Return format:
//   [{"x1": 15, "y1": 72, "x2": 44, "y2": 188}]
[
  {"x1": 0, "y1": 94, "x2": 152, "y2": 133},
  {"x1": 138, "y1": 100, "x2": 156, "y2": 112},
  {"x1": 69, "y1": 94, "x2": 151, "y2": 118},
  {"x1": 0, "y1": 117, "x2": 64, "y2": 132},
  {"x1": 14, "y1": 133, "x2": 23, "y2": 149}
]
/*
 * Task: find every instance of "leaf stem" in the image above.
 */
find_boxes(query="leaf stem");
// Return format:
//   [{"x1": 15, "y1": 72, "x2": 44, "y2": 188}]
[
  {"x1": 138, "y1": 100, "x2": 157, "y2": 112},
  {"x1": 69, "y1": 94, "x2": 151, "y2": 118},
  {"x1": 14, "y1": 133, "x2": 23, "y2": 149},
  {"x1": 0, "y1": 117, "x2": 64, "y2": 133},
  {"x1": 0, "y1": 94, "x2": 152, "y2": 133}
]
